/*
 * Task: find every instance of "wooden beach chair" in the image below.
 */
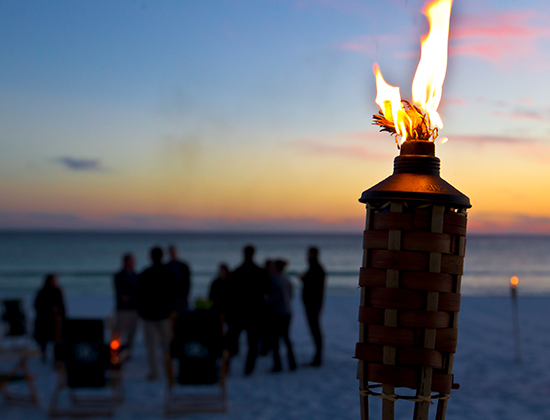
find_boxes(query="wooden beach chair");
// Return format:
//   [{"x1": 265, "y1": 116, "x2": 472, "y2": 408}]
[
  {"x1": 1, "y1": 299, "x2": 29, "y2": 346},
  {"x1": 49, "y1": 318, "x2": 126, "y2": 417},
  {"x1": 0, "y1": 347, "x2": 41, "y2": 406},
  {"x1": 0, "y1": 299, "x2": 41, "y2": 406},
  {"x1": 164, "y1": 309, "x2": 228, "y2": 416}
]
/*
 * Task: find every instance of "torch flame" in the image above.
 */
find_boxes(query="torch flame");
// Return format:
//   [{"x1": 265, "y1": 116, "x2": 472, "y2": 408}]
[
  {"x1": 412, "y1": 0, "x2": 453, "y2": 129},
  {"x1": 372, "y1": 0, "x2": 453, "y2": 146},
  {"x1": 511, "y1": 276, "x2": 519, "y2": 288},
  {"x1": 374, "y1": 64, "x2": 405, "y2": 133}
]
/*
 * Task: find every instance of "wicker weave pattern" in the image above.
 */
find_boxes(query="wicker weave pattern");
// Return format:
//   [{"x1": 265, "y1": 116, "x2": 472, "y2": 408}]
[{"x1": 357, "y1": 203, "x2": 467, "y2": 420}]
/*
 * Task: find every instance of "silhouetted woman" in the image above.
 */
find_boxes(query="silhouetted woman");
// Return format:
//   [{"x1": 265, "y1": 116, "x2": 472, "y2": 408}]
[
  {"x1": 34, "y1": 273, "x2": 65, "y2": 361},
  {"x1": 208, "y1": 263, "x2": 231, "y2": 315},
  {"x1": 268, "y1": 259, "x2": 296, "y2": 372}
]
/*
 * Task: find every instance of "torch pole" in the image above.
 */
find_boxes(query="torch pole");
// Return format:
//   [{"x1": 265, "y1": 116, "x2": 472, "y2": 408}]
[{"x1": 510, "y1": 281, "x2": 521, "y2": 363}]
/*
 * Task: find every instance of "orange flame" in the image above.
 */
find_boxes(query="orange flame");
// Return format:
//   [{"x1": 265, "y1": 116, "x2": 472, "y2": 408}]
[
  {"x1": 510, "y1": 276, "x2": 519, "y2": 288},
  {"x1": 373, "y1": 0, "x2": 453, "y2": 145},
  {"x1": 374, "y1": 64, "x2": 407, "y2": 138},
  {"x1": 110, "y1": 338, "x2": 120, "y2": 351},
  {"x1": 412, "y1": 0, "x2": 452, "y2": 129}
]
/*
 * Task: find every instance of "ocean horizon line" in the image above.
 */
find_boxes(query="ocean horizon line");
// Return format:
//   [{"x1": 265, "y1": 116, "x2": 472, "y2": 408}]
[{"x1": 1, "y1": 229, "x2": 550, "y2": 237}]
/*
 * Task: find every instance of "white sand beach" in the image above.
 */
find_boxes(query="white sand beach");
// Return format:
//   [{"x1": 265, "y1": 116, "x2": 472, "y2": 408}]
[{"x1": 2, "y1": 293, "x2": 550, "y2": 420}]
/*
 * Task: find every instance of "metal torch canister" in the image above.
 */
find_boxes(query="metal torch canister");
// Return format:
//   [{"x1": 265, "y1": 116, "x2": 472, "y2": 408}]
[{"x1": 356, "y1": 140, "x2": 471, "y2": 420}]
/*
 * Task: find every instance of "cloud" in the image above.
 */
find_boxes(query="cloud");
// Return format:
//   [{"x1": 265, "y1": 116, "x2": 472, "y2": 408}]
[
  {"x1": 443, "y1": 134, "x2": 550, "y2": 163},
  {"x1": 469, "y1": 213, "x2": 550, "y2": 234},
  {"x1": 289, "y1": 136, "x2": 392, "y2": 161},
  {"x1": 55, "y1": 157, "x2": 105, "y2": 172},
  {"x1": 336, "y1": 34, "x2": 403, "y2": 57},
  {"x1": 449, "y1": 10, "x2": 550, "y2": 65},
  {"x1": 3, "y1": 209, "x2": 550, "y2": 234},
  {"x1": 336, "y1": 7, "x2": 550, "y2": 67},
  {"x1": 0, "y1": 211, "x2": 97, "y2": 230},
  {"x1": 446, "y1": 134, "x2": 537, "y2": 145},
  {"x1": 440, "y1": 97, "x2": 466, "y2": 107},
  {"x1": 0, "y1": 210, "x2": 362, "y2": 232},
  {"x1": 493, "y1": 110, "x2": 546, "y2": 122}
]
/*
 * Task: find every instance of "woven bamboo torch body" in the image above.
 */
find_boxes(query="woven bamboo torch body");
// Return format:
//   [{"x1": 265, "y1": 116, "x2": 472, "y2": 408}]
[{"x1": 356, "y1": 140, "x2": 471, "y2": 420}]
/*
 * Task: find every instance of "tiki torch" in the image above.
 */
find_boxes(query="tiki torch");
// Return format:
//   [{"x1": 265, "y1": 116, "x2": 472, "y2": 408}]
[
  {"x1": 355, "y1": 1, "x2": 470, "y2": 420},
  {"x1": 510, "y1": 276, "x2": 521, "y2": 363}
]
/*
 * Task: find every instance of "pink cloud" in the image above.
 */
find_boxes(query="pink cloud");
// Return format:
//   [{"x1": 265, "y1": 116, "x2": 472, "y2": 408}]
[
  {"x1": 338, "y1": 40, "x2": 376, "y2": 55},
  {"x1": 522, "y1": 98, "x2": 533, "y2": 105},
  {"x1": 291, "y1": 139, "x2": 391, "y2": 160},
  {"x1": 469, "y1": 213, "x2": 550, "y2": 234},
  {"x1": 449, "y1": 43, "x2": 501, "y2": 61},
  {"x1": 446, "y1": 134, "x2": 535, "y2": 145},
  {"x1": 444, "y1": 134, "x2": 550, "y2": 163},
  {"x1": 450, "y1": 10, "x2": 550, "y2": 64},
  {"x1": 493, "y1": 110, "x2": 546, "y2": 121},
  {"x1": 336, "y1": 34, "x2": 402, "y2": 57},
  {"x1": 345, "y1": 131, "x2": 390, "y2": 141},
  {"x1": 440, "y1": 97, "x2": 466, "y2": 106},
  {"x1": 338, "y1": 7, "x2": 550, "y2": 66},
  {"x1": 0, "y1": 210, "x2": 362, "y2": 233}
]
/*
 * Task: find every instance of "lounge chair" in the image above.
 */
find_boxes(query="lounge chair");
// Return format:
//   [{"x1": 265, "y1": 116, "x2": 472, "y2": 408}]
[
  {"x1": 164, "y1": 309, "x2": 228, "y2": 416},
  {"x1": 49, "y1": 318, "x2": 125, "y2": 417},
  {"x1": 0, "y1": 299, "x2": 40, "y2": 406}
]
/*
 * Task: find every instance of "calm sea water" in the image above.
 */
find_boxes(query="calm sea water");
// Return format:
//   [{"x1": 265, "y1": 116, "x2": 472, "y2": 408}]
[{"x1": 0, "y1": 232, "x2": 549, "y2": 298}]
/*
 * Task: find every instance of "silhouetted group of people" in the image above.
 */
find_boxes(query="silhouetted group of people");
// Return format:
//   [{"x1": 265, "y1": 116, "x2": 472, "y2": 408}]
[
  {"x1": 31, "y1": 243, "x2": 326, "y2": 379},
  {"x1": 113, "y1": 245, "x2": 190, "y2": 380},
  {"x1": 210, "y1": 245, "x2": 326, "y2": 375}
]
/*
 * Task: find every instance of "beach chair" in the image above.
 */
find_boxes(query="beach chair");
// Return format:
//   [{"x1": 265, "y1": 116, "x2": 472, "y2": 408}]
[
  {"x1": 0, "y1": 299, "x2": 41, "y2": 406},
  {"x1": 1, "y1": 299, "x2": 28, "y2": 345},
  {"x1": 49, "y1": 318, "x2": 125, "y2": 417},
  {"x1": 0, "y1": 346, "x2": 41, "y2": 406},
  {"x1": 164, "y1": 309, "x2": 228, "y2": 416}
]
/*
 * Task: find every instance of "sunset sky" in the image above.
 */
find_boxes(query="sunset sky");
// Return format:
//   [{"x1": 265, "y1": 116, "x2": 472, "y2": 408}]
[{"x1": 1, "y1": 0, "x2": 550, "y2": 233}]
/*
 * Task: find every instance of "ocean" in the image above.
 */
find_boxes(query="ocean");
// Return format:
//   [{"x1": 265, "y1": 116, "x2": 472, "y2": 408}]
[{"x1": 0, "y1": 231, "x2": 549, "y2": 299}]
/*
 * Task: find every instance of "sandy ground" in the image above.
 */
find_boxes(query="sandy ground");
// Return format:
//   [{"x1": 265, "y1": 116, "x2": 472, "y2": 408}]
[{"x1": 2, "y1": 293, "x2": 550, "y2": 420}]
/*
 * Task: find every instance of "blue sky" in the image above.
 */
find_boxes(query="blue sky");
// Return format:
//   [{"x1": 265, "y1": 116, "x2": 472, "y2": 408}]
[{"x1": 1, "y1": 0, "x2": 550, "y2": 232}]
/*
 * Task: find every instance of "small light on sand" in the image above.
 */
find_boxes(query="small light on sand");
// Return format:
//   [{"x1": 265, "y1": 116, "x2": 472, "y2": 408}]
[
  {"x1": 510, "y1": 276, "x2": 521, "y2": 363},
  {"x1": 110, "y1": 338, "x2": 120, "y2": 351}
]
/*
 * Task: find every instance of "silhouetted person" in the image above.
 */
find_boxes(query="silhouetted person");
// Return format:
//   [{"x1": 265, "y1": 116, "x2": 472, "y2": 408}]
[
  {"x1": 226, "y1": 244, "x2": 269, "y2": 375},
  {"x1": 300, "y1": 247, "x2": 325, "y2": 367},
  {"x1": 209, "y1": 263, "x2": 230, "y2": 315},
  {"x1": 166, "y1": 245, "x2": 191, "y2": 313},
  {"x1": 34, "y1": 273, "x2": 65, "y2": 361},
  {"x1": 259, "y1": 258, "x2": 275, "y2": 356},
  {"x1": 113, "y1": 253, "x2": 139, "y2": 351},
  {"x1": 268, "y1": 259, "x2": 296, "y2": 372},
  {"x1": 137, "y1": 246, "x2": 178, "y2": 380}
]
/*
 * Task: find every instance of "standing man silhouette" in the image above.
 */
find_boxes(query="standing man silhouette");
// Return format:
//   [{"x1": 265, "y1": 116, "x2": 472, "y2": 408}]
[
  {"x1": 113, "y1": 253, "x2": 139, "y2": 351},
  {"x1": 137, "y1": 246, "x2": 177, "y2": 380},
  {"x1": 226, "y1": 244, "x2": 269, "y2": 375},
  {"x1": 166, "y1": 245, "x2": 191, "y2": 313},
  {"x1": 300, "y1": 246, "x2": 326, "y2": 367}
]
